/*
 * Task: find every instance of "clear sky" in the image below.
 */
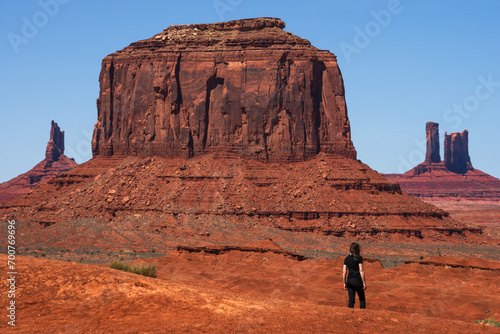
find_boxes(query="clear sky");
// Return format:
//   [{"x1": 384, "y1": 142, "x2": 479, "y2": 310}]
[{"x1": 1, "y1": 0, "x2": 499, "y2": 183}]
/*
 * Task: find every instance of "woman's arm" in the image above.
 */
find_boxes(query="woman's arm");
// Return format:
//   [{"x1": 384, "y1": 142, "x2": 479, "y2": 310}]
[
  {"x1": 359, "y1": 263, "x2": 367, "y2": 289},
  {"x1": 342, "y1": 264, "x2": 347, "y2": 289}
]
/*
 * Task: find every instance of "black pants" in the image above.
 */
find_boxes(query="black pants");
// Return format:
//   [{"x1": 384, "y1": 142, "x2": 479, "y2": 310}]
[{"x1": 347, "y1": 278, "x2": 366, "y2": 309}]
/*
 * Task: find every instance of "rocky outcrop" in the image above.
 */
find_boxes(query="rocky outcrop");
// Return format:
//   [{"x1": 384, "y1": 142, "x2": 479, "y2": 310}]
[
  {"x1": 444, "y1": 130, "x2": 473, "y2": 174},
  {"x1": 0, "y1": 121, "x2": 77, "y2": 204},
  {"x1": 177, "y1": 238, "x2": 308, "y2": 261},
  {"x1": 45, "y1": 121, "x2": 65, "y2": 161},
  {"x1": 425, "y1": 122, "x2": 440, "y2": 163},
  {"x1": 92, "y1": 17, "x2": 356, "y2": 161}
]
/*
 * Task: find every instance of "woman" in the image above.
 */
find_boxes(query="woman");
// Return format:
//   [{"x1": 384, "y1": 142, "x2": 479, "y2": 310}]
[{"x1": 342, "y1": 242, "x2": 367, "y2": 308}]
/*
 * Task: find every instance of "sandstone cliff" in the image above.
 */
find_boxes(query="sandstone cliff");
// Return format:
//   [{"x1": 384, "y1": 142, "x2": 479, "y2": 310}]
[{"x1": 92, "y1": 18, "x2": 356, "y2": 161}]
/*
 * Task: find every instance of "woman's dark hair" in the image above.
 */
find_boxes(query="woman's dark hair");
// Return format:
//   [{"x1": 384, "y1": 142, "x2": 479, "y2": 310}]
[{"x1": 350, "y1": 242, "x2": 361, "y2": 260}]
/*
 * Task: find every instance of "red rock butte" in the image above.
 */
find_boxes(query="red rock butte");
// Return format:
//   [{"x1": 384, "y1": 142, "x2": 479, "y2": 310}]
[
  {"x1": 384, "y1": 122, "x2": 500, "y2": 229},
  {"x1": 407, "y1": 122, "x2": 474, "y2": 176},
  {"x1": 0, "y1": 121, "x2": 77, "y2": 204},
  {"x1": 91, "y1": 17, "x2": 356, "y2": 161},
  {"x1": 384, "y1": 122, "x2": 500, "y2": 200},
  {"x1": 1, "y1": 19, "x2": 490, "y2": 251}
]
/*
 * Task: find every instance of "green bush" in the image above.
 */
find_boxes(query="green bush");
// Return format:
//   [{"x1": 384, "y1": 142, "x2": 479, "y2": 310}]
[
  {"x1": 109, "y1": 260, "x2": 157, "y2": 278},
  {"x1": 474, "y1": 318, "x2": 500, "y2": 327}
]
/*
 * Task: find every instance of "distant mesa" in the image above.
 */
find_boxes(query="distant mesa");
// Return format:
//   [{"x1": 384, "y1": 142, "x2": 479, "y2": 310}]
[
  {"x1": 0, "y1": 120, "x2": 78, "y2": 204},
  {"x1": 409, "y1": 122, "x2": 473, "y2": 176},
  {"x1": 384, "y1": 122, "x2": 500, "y2": 202}
]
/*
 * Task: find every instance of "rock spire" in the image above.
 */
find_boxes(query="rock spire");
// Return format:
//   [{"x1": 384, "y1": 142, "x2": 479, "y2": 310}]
[
  {"x1": 45, "y1": 120, "x2": 65, "y2": 162},
  {"x1": 407, "y1": 122, "x2": 474, "y2": 175},
  {"x1": 425, "y1": 122, "x2": 440, "y2": 163}
]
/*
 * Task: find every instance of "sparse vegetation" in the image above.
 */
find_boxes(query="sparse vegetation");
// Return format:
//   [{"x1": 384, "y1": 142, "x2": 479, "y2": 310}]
[
  {"x1": 109, "y1": 260, "x2": 157, "y2": 278},
  {"x1": 474, "y1": 318, "x2": 500, "y2": 327}
]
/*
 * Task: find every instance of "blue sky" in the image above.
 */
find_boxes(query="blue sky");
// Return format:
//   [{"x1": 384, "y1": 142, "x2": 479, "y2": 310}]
[{"x1": 1, "y1": 0, "x2": 499, "y2": 183}]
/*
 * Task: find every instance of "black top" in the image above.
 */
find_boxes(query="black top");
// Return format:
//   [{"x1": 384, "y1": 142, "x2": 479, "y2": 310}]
[{"x1": 344, "y1": 254, "x2": 363, "y2": 279}]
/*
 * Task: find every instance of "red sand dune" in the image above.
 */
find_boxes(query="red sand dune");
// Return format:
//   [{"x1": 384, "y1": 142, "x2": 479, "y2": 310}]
[{"x1": 2, "y1": 242, "x2": 499, "y2": 333}]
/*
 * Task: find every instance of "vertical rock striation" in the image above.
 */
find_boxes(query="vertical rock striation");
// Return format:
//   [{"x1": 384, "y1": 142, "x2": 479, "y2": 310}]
[
  {"x1": 443, "y1": 130, "x2": 473, "y2": 174},
  {"x1": 425, "y1": 122, "x2": 440, "y2": 163},
  {"x1": 91, "y1": 18, "x2": 356, "y2": 161},
  {"x1": 45, "y1": 120, "x2": 65, "y2": 162}
]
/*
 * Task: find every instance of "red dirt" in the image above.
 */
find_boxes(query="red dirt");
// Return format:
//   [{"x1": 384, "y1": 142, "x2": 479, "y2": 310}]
[
  {"x1": 2, "y1": 245, "x2": 499, "y2": 333},
  {"x1": 421, "y1": 200, "x2": 500, "y2": 232},
  {"x1": 384, "y1": 169, "x2": 500, "y2": 201}
]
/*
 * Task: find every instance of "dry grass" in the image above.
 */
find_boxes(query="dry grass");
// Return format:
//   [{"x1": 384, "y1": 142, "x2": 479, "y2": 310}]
[{"x1": 109, "y1": 260, "x2": 157, "y2": 278}]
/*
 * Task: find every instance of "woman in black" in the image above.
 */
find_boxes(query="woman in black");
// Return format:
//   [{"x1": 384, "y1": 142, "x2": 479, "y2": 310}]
[{"x1": 342, "y1": 242, "x2": 367, "y2": 308}]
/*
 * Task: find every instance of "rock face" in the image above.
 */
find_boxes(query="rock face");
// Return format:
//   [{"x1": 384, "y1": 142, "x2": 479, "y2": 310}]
[
  {"x1": 443, "y1": 130, "x2": 472, "y2": 174},
  {"x1": 45, "y1": 121, "x2": 65, "y2": 161},
  {"x1": 0, "y1": 121, "x2": 77, "y2": 204},
  {"x1": 425, "y1": 122, "x2": 440, "y2": 163},
  {"x1": 92, "y1": 17, "x2": 356, "y2": 161}
]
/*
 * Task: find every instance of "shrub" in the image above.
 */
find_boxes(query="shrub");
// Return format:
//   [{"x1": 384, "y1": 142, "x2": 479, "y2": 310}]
[
  {"x1": 109, "y1": 260, "x2": 157, "y2": 278},
  {"x1": 474, "y1": 318, "x2": 500, "y2": 327},
  {"x1": 133, "y1": 263, "x2": 157, "y2": 278},
  {"x1": 109, "y1": 260, "x2": 131, "y2": 271}
]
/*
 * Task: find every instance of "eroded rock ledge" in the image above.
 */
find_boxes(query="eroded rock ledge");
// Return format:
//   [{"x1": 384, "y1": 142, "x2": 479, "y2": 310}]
[{"x1": 177, "y1": 238, "x2": 308, "y2": 261}]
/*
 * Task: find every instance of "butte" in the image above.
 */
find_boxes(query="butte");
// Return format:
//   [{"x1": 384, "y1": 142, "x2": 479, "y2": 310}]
[
  {"x1": 0, "y1": 18, "x2": 485, "y2": 253},
  {"x1": 384, "y1": 122, "x2": 500, "y2": 229}
]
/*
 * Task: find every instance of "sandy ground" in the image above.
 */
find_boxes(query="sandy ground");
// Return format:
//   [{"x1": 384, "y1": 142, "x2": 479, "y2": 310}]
[{"x1": 1, "y1": 247, "x2": 498, "y2": 333}]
